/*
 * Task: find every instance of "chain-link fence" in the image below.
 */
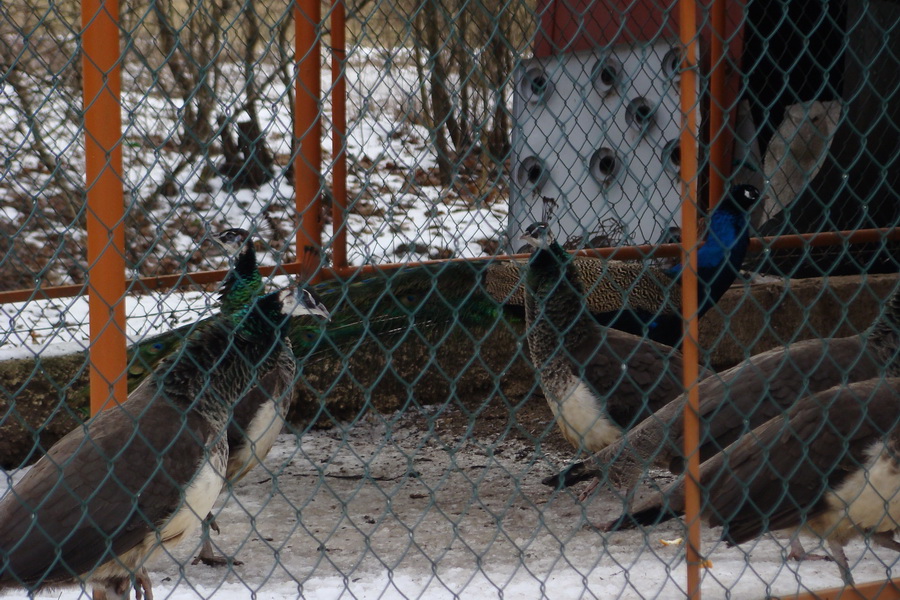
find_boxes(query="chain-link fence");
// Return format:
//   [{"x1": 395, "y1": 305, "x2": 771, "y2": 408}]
[{"x1": 1, "y1": 0, "x2": 899, "y2": 598}]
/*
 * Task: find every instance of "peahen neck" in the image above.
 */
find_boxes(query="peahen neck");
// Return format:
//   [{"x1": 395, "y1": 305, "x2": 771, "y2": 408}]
[
  {"x1": 220, "y1": 245, "x2": 264, "y2": 315},
  {"x1": 526, "y1": 242, "x2": 596, "y2": 356},
  {"x1": 227, "y1": 291, "x2": 288, "y2": 340},
  {"x1": 666, "y1": 206, "x2": 749, "y2": 315}
]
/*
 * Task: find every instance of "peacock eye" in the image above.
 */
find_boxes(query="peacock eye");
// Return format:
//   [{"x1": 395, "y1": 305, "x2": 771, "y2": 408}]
[{"x1": 152, "y1": 342, "x2": 164, "y2": 352}]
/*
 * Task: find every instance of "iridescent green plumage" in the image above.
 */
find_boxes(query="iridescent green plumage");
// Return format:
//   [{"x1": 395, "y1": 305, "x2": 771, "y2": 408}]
[{"x1": 217, "y1": 230, "x2": 265, "y2": 317}]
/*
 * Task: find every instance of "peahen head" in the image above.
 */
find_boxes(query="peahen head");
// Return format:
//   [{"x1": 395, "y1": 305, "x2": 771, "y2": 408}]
[
  {"x1": 228, "y1": 282, "x2": 331, "y2": 341},
  {"x1": 214, "y1": 228, "x2": 264, "y2": 313},
  {"x1": 277, "y1": 284, "x2": 331, "y2": 321},
  {"x1": 520, "y1": 222, "x2": 553, "y2": 251},
  {"x1": 215, "y1": 227, "x2": 252, "y2": 256}
]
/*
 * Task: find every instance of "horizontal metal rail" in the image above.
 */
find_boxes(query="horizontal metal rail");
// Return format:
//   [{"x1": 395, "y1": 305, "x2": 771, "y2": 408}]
[
  {"x1": 0, "y1": 226, "x2": 896, "y2": 305},
  {"x1": 770, "y1": 578, "x2": 900, "y2": 600}
]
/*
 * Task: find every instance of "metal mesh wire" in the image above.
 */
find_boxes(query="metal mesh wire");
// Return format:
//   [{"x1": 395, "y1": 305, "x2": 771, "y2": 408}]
[{"x1": 1, "y1": 0, "x2": 899, "y2": 598}]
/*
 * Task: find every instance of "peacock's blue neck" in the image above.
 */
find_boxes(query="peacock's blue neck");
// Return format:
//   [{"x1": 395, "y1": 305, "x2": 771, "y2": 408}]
[
  {"x1": 665, "y1": 209, "x2": 747, "y2": 277},
  {"x1": 665, "y1": 208, "x2": 749, "y2": 315}
]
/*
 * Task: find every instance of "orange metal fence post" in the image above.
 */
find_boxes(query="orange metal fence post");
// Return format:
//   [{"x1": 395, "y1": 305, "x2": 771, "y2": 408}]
[
  {"x1": 330, "y1": 0, "x2": 348, "y2": 271},
  {"x1": 679, "y1": 0, "x2": 703, "y2": 597},
  {"x1": 295, "y1": 0, "x2": 324, "y2": 281},
  {"x1": 82, "y1": 0, "x2": 127, "y2": 416}
]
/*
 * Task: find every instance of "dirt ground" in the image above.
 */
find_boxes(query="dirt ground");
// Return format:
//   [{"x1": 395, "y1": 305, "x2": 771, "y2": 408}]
[
  {"x1": 3, "y1": 390, "x2": 897, "y2": 599},
  {"x1": 125, "y1": 392, "x2": 897, "y2": 600}
]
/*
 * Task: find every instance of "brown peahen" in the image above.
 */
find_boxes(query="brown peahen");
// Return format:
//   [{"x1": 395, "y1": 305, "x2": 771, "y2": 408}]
[
  {"x1": 193, "y1": 228, "x2": 330, "y2": 567},
  {"x1": 603, "y1": 376, "x2": 900, "y2": 586},
  {"x1": 521, "y1": 221, "x2": 701, "y2": 460},
  {"x1": 0, "y1": 273, "x2": 329, "y2": 599},
  {"x1": 555, "y1": 285, "x2": 900, "y2": 501}
]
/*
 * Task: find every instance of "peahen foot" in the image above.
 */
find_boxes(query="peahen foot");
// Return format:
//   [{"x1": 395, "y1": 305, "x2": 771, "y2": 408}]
[
  {"x1": 787, "y1": 537, "x2": 832, "y2": 563},
  {"x1": 94, "y1": 568, "x2": 153, "y2": 600},
  {"x1": 192, "y1": 513, "x2": 244, "y2": 567}
]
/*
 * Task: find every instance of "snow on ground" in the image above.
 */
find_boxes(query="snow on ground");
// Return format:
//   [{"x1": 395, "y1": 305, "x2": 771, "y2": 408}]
[
  {"x1": 0, "y1": 48, "x2": 508, "y2": 359},
  {"x1": 1, "y1": 414, "x2": 895, "y2": 600},
  {"x1": 0, "y1": 290, "x2": 214, "y2": 361}
]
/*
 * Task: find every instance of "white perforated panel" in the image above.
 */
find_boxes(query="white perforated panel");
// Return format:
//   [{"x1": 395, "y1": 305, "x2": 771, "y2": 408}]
[{"x1": 509, "y1": 42, "x2": 692, "y2": 250}]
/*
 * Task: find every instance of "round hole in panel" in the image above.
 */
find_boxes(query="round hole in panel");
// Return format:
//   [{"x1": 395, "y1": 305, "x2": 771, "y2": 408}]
[
  {"x1": 662, "y1": 47, "x2": 684, "y2": 82},
  {"x1": 519, "y1": 67, "x2": 553, "y2": 105},
  {"x1": 625, "y1": 97, "x2": 656, "y2": 132},
  {"x1": 591, "y1": 55, "x2": 621, "y2": 96},
  {"x1": 515, "y1": 156, "x2": 549, "y2": 191},
  {"x1": 589, "y1": 148, "x2": 621, "y2": 187},
  {"x1": 661, "y1": 139, "x2": 681, "y2": 175}
]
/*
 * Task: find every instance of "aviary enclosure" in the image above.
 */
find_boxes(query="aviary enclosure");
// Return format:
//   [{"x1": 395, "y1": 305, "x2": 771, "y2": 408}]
[{"x1": 0, "y1": 0, "x2": 898, "y2": 598}]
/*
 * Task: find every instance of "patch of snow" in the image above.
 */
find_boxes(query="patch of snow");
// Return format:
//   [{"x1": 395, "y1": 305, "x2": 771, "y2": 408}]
[{"x1": 0, "y1": 291, "x2": 216, "y2": 361}]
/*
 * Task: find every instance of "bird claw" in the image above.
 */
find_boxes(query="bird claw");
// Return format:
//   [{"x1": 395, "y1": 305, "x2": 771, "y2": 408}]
[
  {"x1": 192, "y1": 539, "x2": 243, "y2": 567},
  {"x1": 578, "y1": 478, "x2": 601, "y2": 503},
  {"x1": 134, "y1": 568, "x2": 153, "y2": 600},
  {"x1": 789, "y1": 551, "x2": 833, "y2": 563},
  {"x1": 787, "y1": 538, "x2": 832, "y2": 563},
  {"x1": 192, "y1": 553, "x2": 244, "y2": 567}
]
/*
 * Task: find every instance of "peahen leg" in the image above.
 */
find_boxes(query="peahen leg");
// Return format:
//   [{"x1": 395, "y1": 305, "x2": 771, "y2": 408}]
[
  {"x1": 192, "y1": 512, "x2": 243, "y2": 567},
  {"x1": 93, "y1": 569, "x2": 153, "y2": 600},
  {"x1": 578, "y1": 477, "x2": 601, "y2": 503},
  {"x1": 787, "y1": 537, "x2": 832, "y2": 562},
  {"x1": 828, "y1": 540, "x2": 854, "y2": 586},
  {"x1": 134, "y1": 568, "x2": 153, "y2": 600}
]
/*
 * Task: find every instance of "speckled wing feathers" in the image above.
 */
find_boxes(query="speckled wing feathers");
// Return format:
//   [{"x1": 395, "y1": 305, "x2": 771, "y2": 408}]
[
  {"x1": 0, "y1": 379, "x2": 212, "y2": 585},
  {"x1": 705, "y1": 378, "x2": 900, "y2": 545},
  {"x1": 226, "y1": 343, "x2": 297, "y2": 482},
  {"x1": 488, "y1": 258, "x2": 673, "y2": 318}
]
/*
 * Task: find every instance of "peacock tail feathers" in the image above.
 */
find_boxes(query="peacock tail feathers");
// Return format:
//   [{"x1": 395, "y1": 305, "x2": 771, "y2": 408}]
[
  {"x1": 127, "y1": 260, "x2": 514, "y2": 389},
  {"x1": 288, "y1": 261, "x2": 511, "y2": 359},
  {"x1": 126, "y1": 208, "x2": 757, "y2": 392}
]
